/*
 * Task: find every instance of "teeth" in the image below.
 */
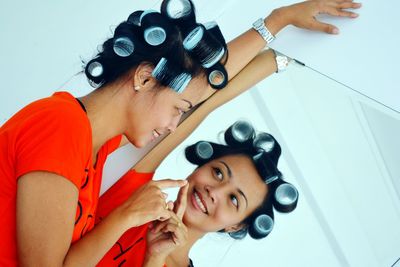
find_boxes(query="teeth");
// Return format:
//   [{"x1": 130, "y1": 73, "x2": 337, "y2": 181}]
[{"x1": 194, "y1": 191, "x2": 207, "y2": 213}]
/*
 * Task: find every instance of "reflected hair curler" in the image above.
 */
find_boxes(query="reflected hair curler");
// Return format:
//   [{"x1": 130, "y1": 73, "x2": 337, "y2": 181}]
[
  {"x1": 224, "y1": 120, "x2": 255, "y2": 147},
  {"x1": 248, "y1": 214, "x2": 274, "y2": 239},
  {"x1": 185, "y1": 141, "x2": 214, "y2": 165},
  {"x1": 272, "y1": 182, "x2": 298, "y2": 213}
]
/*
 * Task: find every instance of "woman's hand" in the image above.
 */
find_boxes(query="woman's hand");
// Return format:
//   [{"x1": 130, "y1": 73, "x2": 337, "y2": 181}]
[
  {"x1": 145, "y1": 183, "x2": 189, "y2": 259},
  {"x1": 266, "y1": 0, "x2": 362, "y2": 35},
  {"x1": 113, "y1": 179, "x2": 187, "y2": 230}
]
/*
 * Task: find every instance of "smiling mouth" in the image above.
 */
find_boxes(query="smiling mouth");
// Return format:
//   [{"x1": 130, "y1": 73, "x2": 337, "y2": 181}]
[{"x1": 193, "y1": 189, "x2": 208, "y2": 214}]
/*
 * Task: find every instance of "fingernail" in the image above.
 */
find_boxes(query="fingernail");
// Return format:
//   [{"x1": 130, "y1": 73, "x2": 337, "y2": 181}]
[
  {"x1": 351, "y1": 13, "x2": 359, "y2": 18},
  {"x1": 332, "y1": 28, "x2": 339, "y2": 34}
]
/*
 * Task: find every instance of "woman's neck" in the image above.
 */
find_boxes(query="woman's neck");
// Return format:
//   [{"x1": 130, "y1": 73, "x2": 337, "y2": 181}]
[
  {"x1": 78, "y1": 84, "x2": 128, "y2": 158},
  {"x1": 167, "y1": 227, "x2": 205, "y2": 267}
]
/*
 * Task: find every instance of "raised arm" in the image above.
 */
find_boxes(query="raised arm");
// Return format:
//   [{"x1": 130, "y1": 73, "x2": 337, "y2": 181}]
[
  {"x1": 132, "y1": 0, "x2": 361, "y2": 172},
  {"x1": 199, "y1": 0, "x2": 361, "y2": 100},
  {"x1": 134, "y1": 49, "x2": 277, "y2": 173}
]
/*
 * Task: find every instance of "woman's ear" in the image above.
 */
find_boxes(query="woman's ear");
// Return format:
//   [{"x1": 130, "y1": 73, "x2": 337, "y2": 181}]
[{"x1": 133, "y1": 62, "x2": 158, "y2": 91}]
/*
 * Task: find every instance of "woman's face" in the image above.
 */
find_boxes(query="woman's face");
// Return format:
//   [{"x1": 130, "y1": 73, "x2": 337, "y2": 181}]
[
  {"x1": 125, "y1": 66, "x2": 210, "y2": 148},
  {"x1": 183, "y1": 154, "x2": 268, "y2": 234}
]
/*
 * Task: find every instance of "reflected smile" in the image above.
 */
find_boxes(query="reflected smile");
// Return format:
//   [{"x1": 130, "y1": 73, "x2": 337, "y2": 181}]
[{"x1": 192, "y1": 189, "x2": 208, "y2": 214}]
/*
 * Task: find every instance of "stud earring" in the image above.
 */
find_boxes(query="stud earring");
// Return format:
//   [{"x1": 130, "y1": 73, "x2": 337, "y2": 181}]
[{"x1": 134, "y1": 85, "x2": 140, "y2": 91}]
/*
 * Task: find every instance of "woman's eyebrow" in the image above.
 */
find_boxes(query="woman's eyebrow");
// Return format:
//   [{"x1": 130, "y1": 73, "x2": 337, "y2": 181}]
[{"x1": 219, "y1": 160, "x2": 248, "y2": 208}]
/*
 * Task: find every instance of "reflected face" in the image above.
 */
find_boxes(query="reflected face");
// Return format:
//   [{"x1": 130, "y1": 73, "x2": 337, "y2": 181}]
[
  {"x1": 183, "y1": 154, "x2": 268, "y2": 234},
  {"x1": 125, "y1": 75, "x2": 208, "y2": 148}
]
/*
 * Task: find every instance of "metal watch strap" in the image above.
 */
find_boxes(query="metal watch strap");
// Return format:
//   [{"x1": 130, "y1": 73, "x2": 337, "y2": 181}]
[
  {"x1": 273, "y1": 50, "x2": 290, "y2": 73},
  {"x1": 252, "y1": 18, "x2": 275, "y2": 44}
]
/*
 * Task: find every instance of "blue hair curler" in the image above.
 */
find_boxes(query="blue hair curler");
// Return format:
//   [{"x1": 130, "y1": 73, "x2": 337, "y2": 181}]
[
  {"x1": 224, "y1": 120, "x2": 255, "y2": 147},
  {"x1": 249, "y1": 214, "x2": 274, "y2": 239},
  {"x1": 127, "y1": 10, "x2": 144, "y2": 26},
  {"x1": 152, "y1": 57, "x2": 192, "y2": 93},
  {"x1": 164, "y1": 0, "x2": 193, "y2": 19},
  {"x1": 113, "y1": 36, "x2": 135, "y2": 57},
  {"x1": 144, "y1": 26, "x2": 167, "y2": 46},
  {"x1": 183, "y1": 25, "x2": 204, "y2": 51},
  {"x1": 273, "y1": 183, "x2": 299, "y2": 213},
  {"x1": 87, "y1": 60, "x2": 103, "y2": 78},
  {"x1": 253, "y1": 133, "x2": 275, "y2": 153}
]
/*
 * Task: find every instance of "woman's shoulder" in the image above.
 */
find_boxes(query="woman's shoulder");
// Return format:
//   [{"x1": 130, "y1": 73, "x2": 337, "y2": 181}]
[{"x1": 3, "y1": 91, "x2": 88, "y2": 129}]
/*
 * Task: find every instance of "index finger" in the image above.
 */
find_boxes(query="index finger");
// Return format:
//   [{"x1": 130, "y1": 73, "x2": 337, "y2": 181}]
[
  {"x1": 174, "y1": 183, "x2": 189, "y2": 219},
  {"x1": 153, "y1": 179, "x2": 188, "y2": 189}
]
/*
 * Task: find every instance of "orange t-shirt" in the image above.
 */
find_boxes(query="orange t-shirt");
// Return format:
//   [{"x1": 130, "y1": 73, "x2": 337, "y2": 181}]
[
  {"x1": 95, "y1": 169, "x2": 155, "y2": 267},
  {"x1": 0, "y1": 91, "x2": 122, "y2": 266}
]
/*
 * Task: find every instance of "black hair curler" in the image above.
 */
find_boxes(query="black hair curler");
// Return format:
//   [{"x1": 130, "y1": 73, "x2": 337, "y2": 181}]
[
  {"x1": 204, "y1": 21, "x2": 228, "y2": 64},
  {"x1": 183, "y1": 25, "x2": 225, "y2": 69},
  {"x1": 161, "y1": 0, "x2": 195, "y2": 22},
  {"x1": 127, "y1": 10, "x2": 144, "y2": 26},
  {"x1": 253, "y1": 153, "x2": 280, "y2": 184},
  {"x1": 85, "y1": 58, "x2": 105, "y2": 85},
  {"x1": 248, "y1": 214, "x2": 274, "y2": 239},
  {"x1": 185, "y1": 141, "x2": 214, "y2": 165},
  {"x1": 140, "y1": 10, "x2": 172, "y2": 46},
  {"x1": 207, "y1": 62, "x2": 228, "y2": 90},
  {"x1": 112, "y1": 26, "x2": 136, "y2": 57},
  {"x1": 253, "y1": 132, "x2": 276, "y2": 153},
  {"x1": 224, "y1": 120, "x2": 255, "y2": 147},
  {"x1": 272, "y1": 182, "x2": 299, "y2": 213},
  {"x1": 152, "y1": 57, "x2": 192, "y2": 93},
  {"x1": 228, "y1": 228, "x2": 248, "y2": 240}
]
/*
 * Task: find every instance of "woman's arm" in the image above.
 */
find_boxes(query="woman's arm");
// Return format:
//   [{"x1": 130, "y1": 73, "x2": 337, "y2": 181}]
[
  {"x1": 119, "y1": 0, "x2": 361, "y2": 148},
  {"x1": 17, "y1": 172, "x2": 185, "y2": 266},
  {"x1": 134, "y1": 49, "x2": 277, "y2": 173}
]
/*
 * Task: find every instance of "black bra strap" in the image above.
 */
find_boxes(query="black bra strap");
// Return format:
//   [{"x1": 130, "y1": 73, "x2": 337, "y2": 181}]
[{"x1": 75, "y1": 98, "x2": 87, "y2": 113}]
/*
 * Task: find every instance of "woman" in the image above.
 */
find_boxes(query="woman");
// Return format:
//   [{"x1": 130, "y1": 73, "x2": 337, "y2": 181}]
[
  {"x1": 97, "y1": 120, "x2": 292, "y2": 267},
  {"x1": 0, "y1": 0, "x2": 360, "y2": 266}
]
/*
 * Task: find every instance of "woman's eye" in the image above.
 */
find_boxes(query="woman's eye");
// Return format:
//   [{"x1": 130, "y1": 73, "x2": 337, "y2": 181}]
[
  {"x1": 231, "y1": 195, "x2": 238, "y2": 208},
  {"x1": 213, "y1": 167, "x2": 223, "y2": 181}
]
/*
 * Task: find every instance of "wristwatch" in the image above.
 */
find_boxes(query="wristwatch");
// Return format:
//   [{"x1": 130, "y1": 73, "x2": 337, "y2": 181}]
[
  {"x1": 273, "y1": 50, "x2": 290, "y2": 73},
  {"x1": 252, "y1": 18, "x2": 275, "y2": 44}
]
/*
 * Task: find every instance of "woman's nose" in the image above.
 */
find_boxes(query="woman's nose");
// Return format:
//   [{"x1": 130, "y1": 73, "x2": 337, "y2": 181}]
[
  {"x1": 205, "y1": 183, "x2": 231, "y2": 204},
  {"x1": 205, "y1": 185, "x2": 216, "y2": 204},
  {"x1": 168, "y1": 114, "x2": 181, "y2": 132}
]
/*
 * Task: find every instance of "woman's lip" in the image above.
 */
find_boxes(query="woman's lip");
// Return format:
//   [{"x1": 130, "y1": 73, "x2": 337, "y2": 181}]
[
  {"x1": 191, "y1": 189, "x2": 208, "y2": 214},
  {"x1": 195, "y1": 189, "x2": 208, "y2": 212}
]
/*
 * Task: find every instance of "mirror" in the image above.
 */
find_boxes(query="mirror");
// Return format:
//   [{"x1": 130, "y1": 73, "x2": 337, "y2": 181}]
[{"x1": 121, "y1": 62, "x2": 397, "y2": 267}]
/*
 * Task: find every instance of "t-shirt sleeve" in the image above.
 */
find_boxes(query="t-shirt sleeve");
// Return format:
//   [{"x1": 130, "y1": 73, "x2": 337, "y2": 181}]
[
  {"x1": 103, "y1": 134, "x2": 123, "y2": 156},
  {"x1": 14, "y1": 104, "x2": 91, "y2": 189},
  {"x1": 96, "y1": 170, "x2": 155, "y2": 221}
]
